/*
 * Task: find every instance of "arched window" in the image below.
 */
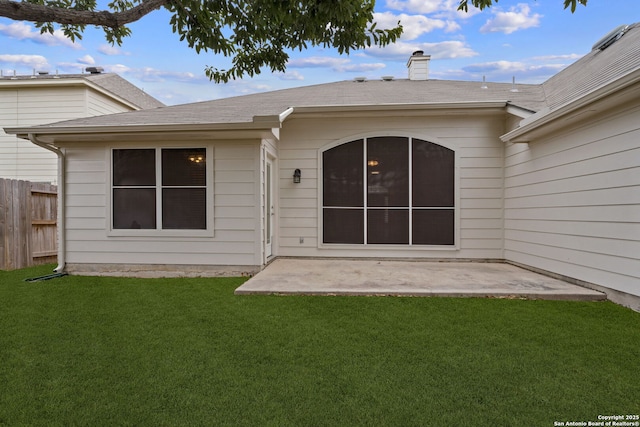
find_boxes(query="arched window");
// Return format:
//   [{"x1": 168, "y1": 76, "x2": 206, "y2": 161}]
[{"x1": 322, "y1": 136, "x2": 455, "y2": 245}]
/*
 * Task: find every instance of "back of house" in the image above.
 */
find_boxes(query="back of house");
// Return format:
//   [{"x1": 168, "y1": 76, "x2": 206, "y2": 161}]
[{"x1": 4, "y1": 24, "x2": 639, "y2": 311}]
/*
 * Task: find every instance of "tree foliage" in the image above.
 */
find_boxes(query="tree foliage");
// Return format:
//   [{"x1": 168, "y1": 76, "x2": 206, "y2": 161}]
[
  {"x1": 0, "y1": 0, "x2": 402, "y2": 82},
  {"x1": 0, "y1": 0, "x2": 590, "y2": 82},
  {"x1": 457, "y1": 0, "x2": 588, "y2": 13}
]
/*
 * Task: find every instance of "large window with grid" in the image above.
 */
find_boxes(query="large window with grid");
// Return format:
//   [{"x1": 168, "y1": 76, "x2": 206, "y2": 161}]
[
  {"x1": 112, "y1": 148, "x2": 208, "y2": 230},
  {"x1": 322, "y1": 136, "x2": 455, "y2": 245}
]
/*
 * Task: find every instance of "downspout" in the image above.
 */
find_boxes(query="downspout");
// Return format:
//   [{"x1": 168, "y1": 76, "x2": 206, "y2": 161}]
[{"x1": 28, "y1": 134, "x2": 65, "y2": 273}]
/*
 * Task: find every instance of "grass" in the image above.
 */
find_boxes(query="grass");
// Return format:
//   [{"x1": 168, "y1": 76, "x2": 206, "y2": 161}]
[{"x1": 1, "y1": 264, "x2": 639, "y2": 426}]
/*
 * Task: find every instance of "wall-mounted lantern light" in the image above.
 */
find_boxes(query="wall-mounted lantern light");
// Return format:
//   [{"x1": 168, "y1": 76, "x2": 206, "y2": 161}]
[{"x1": 293, "y1": 168, "x2": 301, "y2": 184}]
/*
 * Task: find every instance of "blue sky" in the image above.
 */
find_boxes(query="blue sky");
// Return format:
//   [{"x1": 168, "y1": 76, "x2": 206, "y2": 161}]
[{"x1": 0, "y1": 0, "x2": 637, "y2": 105}]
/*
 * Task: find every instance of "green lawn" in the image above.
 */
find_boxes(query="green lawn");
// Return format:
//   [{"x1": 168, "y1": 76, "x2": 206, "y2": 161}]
[{"x1": 1, "y1": 264, "x2": 639, "y2": 426}]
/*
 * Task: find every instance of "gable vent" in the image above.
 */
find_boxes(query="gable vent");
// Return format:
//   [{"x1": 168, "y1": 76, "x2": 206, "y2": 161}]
[{"x1": 592, "y1": 24, "x2": 629, "y2": 51}]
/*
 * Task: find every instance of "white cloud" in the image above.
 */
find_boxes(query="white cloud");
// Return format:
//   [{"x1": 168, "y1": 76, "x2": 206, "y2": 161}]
[
  {"x1": 374, "y1": 12, "x2": 449, "y2": 40},
  {"x1": 0, "y1": 22, "x2": 81, "y2": 49},
  {"x1": 461, "y1": 60, "x2": 568, "y2": 83},
  {"x1": 77, "y1": 55, "x2": 95, "y2": 65},
  {"x1": 386, "y1": 0, "x2": 481, "y2": 19},
  {"x1": 98, "y1": 45, "x2": 128, "y2": 56},
  {"x1": 532, "y1": 54, "x2": 582, "y2": 61},
  {"x1": 287, "y1": 56, "x2": 384, "y2": 73},
  {"x1": 288, "y1": 56, "x2": 350, "y2": 69},
  {"x1": 444, "y1": 20, "x2": 461, "y2": 32},
  {"x1": 366, "y1": 40, "x2": 478, "y2": 61},
  {"x1": 104, "y1": 64, "x2": 131, "y2": 74},
  {"x1": 480, "y1": 4, "x2": 542, "y2": 34},
  {"x1": 464, "y1": 60, "x2": 528, "y2": 73},
  {"x1": 279, "y1": 70, "x2": 304, "y2": 81},
  {"x1": 0, "y1": 54, "x2": 49, "y2": 70},
  {"x1": 137, "y1": 67, "x2": 201, "y2": 83}
]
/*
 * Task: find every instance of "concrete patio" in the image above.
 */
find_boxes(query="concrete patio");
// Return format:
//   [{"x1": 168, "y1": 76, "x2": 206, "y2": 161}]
[{"x1": 235, "y1": 259, "x2": 606, "y2": 301}]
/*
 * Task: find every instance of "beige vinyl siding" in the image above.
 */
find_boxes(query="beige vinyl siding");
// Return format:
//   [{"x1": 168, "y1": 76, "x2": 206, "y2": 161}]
[
  {"x1": 1, "y1": 86, "x2": 87, "y2": 182},
  {"x1": 504, "y1": 102, "x2": 640, "y2": 297},
  {"x1": 277, "y1": 113, "x2": 505, "y2": 259},
  {"x1": 0, "y1": 90, "x2": 18, "y2": 178},
  {"x1": 62, "y1": 141, "x2": 262, "y2": 270},
  {"x1": 86, "y1": 89, "x2": 136, "y2": 116}
]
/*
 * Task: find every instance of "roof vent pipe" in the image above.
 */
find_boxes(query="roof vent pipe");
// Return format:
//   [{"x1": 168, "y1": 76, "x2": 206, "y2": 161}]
[{"x1": 407, "y1": 51, "x2": 430, "y2": 81}]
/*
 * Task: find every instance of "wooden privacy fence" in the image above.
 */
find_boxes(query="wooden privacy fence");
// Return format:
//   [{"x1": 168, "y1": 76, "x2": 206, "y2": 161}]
[{"x1": 0, "y1": 178, "x2": 58, "y2": 270}]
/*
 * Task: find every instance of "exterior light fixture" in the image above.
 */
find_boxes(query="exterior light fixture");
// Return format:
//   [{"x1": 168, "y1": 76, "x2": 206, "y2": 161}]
[{"x1": 293, "y1": 169, "x2": 301, "y2": 184}]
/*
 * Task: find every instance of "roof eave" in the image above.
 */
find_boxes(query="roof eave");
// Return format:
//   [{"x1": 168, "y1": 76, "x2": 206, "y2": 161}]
[{"x1": 7, "y1": 120, "x2": 283, "y2": 145}]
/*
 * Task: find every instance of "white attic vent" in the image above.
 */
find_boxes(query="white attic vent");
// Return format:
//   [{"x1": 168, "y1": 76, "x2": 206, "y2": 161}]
[
  {"x1": 381, "y1": 75, "x2": 394, "y2": 81},
  {"x1": 592, "y1": 24, "x2": 629, "y2": 51},
  {"x1": 354, "y1": 76, "x2": 367, "y2": 82}
]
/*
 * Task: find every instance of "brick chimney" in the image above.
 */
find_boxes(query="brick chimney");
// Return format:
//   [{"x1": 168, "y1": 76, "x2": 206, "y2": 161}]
[{"x1": 407, "y1": 50, "x2": 430, "y2": 81}]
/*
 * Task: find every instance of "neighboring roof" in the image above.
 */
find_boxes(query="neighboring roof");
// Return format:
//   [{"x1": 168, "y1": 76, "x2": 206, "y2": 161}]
[
  {"x1": 0, "y1": 72, "x2": 164, "y2": 110},
  {"x1": 10, "y1": 78, "x2": 545, "y2": 132}
]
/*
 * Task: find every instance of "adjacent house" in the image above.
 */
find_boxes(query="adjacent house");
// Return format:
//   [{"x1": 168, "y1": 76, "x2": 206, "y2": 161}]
[
  {"x1": 0, "y1": 69, "x2": 164, "y2": 183},
  {"x1": 5, "y1": 23, "x2": 639, "y2": 309}
]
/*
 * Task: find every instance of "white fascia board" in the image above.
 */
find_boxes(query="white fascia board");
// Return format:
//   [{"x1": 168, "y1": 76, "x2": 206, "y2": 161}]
[
  {"x1": 501, "y1": 67, "x2": 640, "y2": 143},
  {"x1": 6, "y1": 122, "x2": 279, "y2": 144}
]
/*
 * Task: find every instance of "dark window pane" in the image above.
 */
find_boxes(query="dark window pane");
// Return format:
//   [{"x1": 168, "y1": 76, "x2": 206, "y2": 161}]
[
  {"x1": 113, "y1": 188, "x2": 156, "y2": 229},
  {"x1": 323, "y1": 140, "x2": 363, "y2": 207},
  {"x1": 412, "y1": 139, "x2": 454, "y2": 207},
  {"x1": 412, "y1": 209, "x2": 455, "y2": 245},
  {"x1": 162, "y1": 188, "x2": 206, "y2": 229},
  {"x1": 162, "y1": 148, "x2": 206, "y2": 186},
  {"x1": 113, "y1": 149, "x2": 155, "y2": 186},
  {"x1": 368, "y1": 209, "x2": 409, "y2": 244},
  {"x1": 323, "y1": 208, "x2": 364, "y2": 244},
  {"x1": 368, "y1": 137, "x2": 409, "y2": 207}
]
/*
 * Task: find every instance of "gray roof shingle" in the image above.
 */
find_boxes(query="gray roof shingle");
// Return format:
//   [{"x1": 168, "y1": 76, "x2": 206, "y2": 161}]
[{"x1": 26, "y1": 78, "x2": 546, "y2": 130}]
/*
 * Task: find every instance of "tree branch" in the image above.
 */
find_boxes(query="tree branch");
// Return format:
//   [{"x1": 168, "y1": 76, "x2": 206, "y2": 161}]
[{"x1": 0, "y1": 0, "x2": 167, "y2": 27}]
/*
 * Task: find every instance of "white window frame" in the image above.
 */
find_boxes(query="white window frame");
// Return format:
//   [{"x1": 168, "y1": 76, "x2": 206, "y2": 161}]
[{"x1": 107, "y1": 145, "x2": 215, "y2": 238}]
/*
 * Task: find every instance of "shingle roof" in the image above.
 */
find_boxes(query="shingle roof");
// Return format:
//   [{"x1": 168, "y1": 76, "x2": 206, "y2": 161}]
[
  {"x1": 0, "y1": 72, "x2": 164, "y2": 110},
  {"x1": 24, "y1": 78, "x2": 545, "y2": 130}
]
